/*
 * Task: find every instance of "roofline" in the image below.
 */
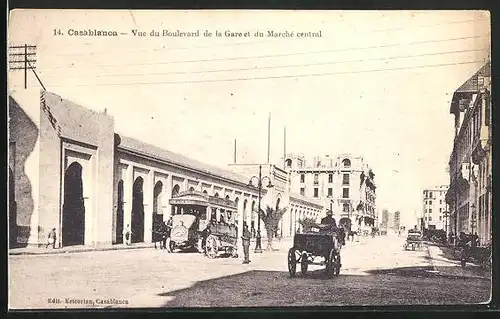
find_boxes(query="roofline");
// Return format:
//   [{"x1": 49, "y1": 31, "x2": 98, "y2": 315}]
[{"x1": 117, "y1": 145, "x2": 264, "y2": 194}]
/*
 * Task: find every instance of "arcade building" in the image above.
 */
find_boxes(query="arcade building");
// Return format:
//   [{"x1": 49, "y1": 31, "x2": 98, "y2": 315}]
[{"x1": 8, "y1": 90, "x2": 323, "y2": 248}]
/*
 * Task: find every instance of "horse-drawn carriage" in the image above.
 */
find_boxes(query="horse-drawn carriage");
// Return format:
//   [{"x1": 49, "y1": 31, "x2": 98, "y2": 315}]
[
  {"x1": 403, "y1": 230, "x2": 423, "y2": 251},
  {"x1": 288, "y1": 224, "x2": 342, "y2": 278},
  {"x1": 167, "y1": 190, "x2": 239, "y2": 258}
]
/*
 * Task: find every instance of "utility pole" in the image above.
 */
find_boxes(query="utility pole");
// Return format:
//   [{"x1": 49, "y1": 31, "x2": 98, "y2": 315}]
[{"x1": 8, "y1": 44, "x2": 45, "y2": 90}]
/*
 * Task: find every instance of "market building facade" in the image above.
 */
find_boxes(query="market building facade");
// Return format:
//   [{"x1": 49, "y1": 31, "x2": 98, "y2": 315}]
[
  {"x1": 9, "y1": 89, "x2": 323, "y2": 248},
  {"x1": 445, "y1": 62, "x2": 492, "y2": 246}
]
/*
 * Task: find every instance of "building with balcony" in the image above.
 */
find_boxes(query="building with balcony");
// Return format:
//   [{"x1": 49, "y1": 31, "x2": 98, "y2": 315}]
[
  {"x1": 422, "y1": 185, "x2": 449, "y2": 231},
  {"x1": 445, "y1": 62, "x2": 492, "y2": 246},
  {"x1": 284, "y1": 153, "x2": 377, "y2": 233}
]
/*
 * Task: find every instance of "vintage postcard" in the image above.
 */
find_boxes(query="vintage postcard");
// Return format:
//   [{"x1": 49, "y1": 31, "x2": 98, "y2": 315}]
[{"x1": 8, "y1": 9, "x2": 492, "y2": 309}]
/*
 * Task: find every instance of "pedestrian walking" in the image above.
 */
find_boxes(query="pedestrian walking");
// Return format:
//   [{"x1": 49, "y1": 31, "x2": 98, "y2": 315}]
[
  {"x1": 241, "y1": 224, "x2": 251, "y2": 264},
  {"x1": 123, "y1": 224, "x2": 132, "y2": 245},
  {"x1": 46, "y1": 228, "x2": 57, "y2": 249}
]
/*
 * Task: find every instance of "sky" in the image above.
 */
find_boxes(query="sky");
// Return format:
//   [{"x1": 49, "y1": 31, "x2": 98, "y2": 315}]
[{"x1": 8, "y1": 10, "x2": 491, "y2": 227}]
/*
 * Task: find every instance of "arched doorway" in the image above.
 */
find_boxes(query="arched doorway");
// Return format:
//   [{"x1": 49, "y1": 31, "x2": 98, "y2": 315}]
[
  {"x1": 153, "y1": 181, "x2": 163, "y2": 242},
  {"x1": 275, "y1": 197, "x2": 281, "y2": 237},
  {"x1": 189, "y1": 186, "x2": 195, "y2": 191},
  {"x1": 116, "y1": 180, "x2": 124, "y2": 244},
  {"x1": 9, "y1": 167, "x2": 18, "y2": 248},
  {"x1": 131, "y1": 177, "x2": 145, "y2": 243},
  {"x1": 243, "y1": 199, "x2": 248, "y2": 227},
  {"x1": 171, "y1": 184, "x2": 180, "y2": 215},
  {"x1": 62, "y1": 162, "x2": 86, "y2": 246}
]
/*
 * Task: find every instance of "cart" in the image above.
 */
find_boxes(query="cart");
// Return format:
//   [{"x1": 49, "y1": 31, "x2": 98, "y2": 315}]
[{"x1": 287, "y1": 225, "x2": 342, "y2": 278}]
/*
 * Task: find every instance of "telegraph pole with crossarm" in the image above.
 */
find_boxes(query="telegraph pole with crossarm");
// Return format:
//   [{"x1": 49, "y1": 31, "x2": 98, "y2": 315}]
[{"x1": 8, "y1": 44, "x2": 45, "y2": 90}]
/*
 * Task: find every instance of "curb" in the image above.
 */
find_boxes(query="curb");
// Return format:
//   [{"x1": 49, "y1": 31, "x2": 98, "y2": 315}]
[
  {"x1": 9, "y1": 244, "x2": 155, "y2": 256},
  {"x1": 425, "y1": 244, "x2": 490, "y2": 281}
]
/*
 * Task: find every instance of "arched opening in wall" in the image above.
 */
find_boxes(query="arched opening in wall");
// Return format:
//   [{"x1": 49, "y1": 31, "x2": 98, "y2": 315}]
[
  {"x1": 285, "y1": 159, "x2": 292, "y2": 168},
  {"x1": 115, "y1": 180, "x2": 124, "y2": 244},
  {"x1": 131, "y1": 177, "x2": 145, "y2": 243},
  {"x1": 243, "y1": 199, "x2": 248, "y2": 227},
  {"x1": 153, "y1": 181, "x2": 163, "y2": 243},
  {"x1": 214, "y1": 192, "x2": 219, "y2": 198},
  {"x1": 203, "y1": 190, "x2": 208, "y2": 194},
  {"x1": 171, "y1": 184, "x2": 180, "y2": 215},
  {"x1": 62, "y1": 162, "x2": 85, "y2": 246},
  {"x1": 9, "y1": 167, "x2": 18, "y2": 248},
  {"x1": 342, "y1": 158, "x2": 351, "y2": 168},
  {"x1": 225, "y1": 195, "x2": 230, "y2": 200},
  {"x1": 251, "y1": 201, "x2": 256, "y2": 237},
  {"x1": 234, "y1": 197, "x2": 239, "y2": 225},
  {"x1": 275, "y1": 197, "x2": 282, "y2": 237},
  {"x1": 189, "y1": 187, "x2": 195, "y2": 191}
]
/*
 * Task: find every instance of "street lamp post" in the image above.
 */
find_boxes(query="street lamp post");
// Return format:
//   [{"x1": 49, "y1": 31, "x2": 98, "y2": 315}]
[{"x1": 249, "y1": 165, "x2": 274, "y2": 253}]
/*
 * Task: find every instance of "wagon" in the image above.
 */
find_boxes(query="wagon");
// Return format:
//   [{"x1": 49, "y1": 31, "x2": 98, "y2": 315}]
[
  {"x1": 288, "y1": 225, "x2": 342, "y2": 278},
  {"x1": 168, "y1": 190, "x2": 239, "y2": 258},
  {"x1": 403, "y1": 230, "x2": 423, "y2": 251}
]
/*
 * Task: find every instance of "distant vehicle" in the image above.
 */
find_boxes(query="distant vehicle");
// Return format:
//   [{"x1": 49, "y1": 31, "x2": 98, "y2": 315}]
[
  {"x1": 403, "y1": 230, "x2": 423, "y2": 251},
  {"x1": 167, "y1": 190, "x2": 239, "y2": 258}
]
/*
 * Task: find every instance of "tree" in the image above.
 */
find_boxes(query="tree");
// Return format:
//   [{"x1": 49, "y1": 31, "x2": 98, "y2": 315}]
[
  {"x1": 256, "y1": 205, "x2": 287, "y2": 251},
  {"x1": 298, "y1": 217, "x2": 317, "y2": 233}
]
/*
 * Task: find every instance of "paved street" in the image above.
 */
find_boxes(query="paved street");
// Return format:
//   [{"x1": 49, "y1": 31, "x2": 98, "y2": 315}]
[{"x1": 9, "y1": 234, "x2": 491, "y2": 309}]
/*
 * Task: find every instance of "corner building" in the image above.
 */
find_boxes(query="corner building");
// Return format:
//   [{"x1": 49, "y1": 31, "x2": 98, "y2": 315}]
[{"x1": 284, "y1": 153, "x2": 377, "y2": 234}]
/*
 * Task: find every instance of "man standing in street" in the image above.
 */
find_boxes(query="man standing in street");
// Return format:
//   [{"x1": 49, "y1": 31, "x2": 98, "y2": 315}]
[{"x1": 241, "y1": 224, "x2": 252, "y2": 264}]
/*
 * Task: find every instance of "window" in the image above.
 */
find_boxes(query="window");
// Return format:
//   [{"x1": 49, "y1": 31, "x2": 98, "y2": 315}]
[
  {"x1": 429, "y1": 200, "x2": 432, "y2": 205},
  {"x1": 429, "y1": 216, "x2": 432, "y2": 221},
  {"x1": 429, "y1": 209, "x2": 432, "y2": 214},
  {"x1": 328, "y1": 174, "x2": 333, "y2": 183},
  {"x1": 328, "y1": 188, "x2": 333, "y2": 197},
  {"x1": 313, "y1": 188, "x2": 319, "y2": 198},
  {"x1": 300, "y1": 174, "x2": 305, "y2": 183},
  {"x1": 439, "y1": 208, "x2": 442, "y2": 212},
  {"x1": 300, "y1": 188, "x2": 305, "y2": 196},
  {"x1": 424, "y1": 216, "x2": 427, "y2": 221},
  {"x1": 342, "y1": 158, "x2": 351, "y2": 168},
  {"x1": 314, "y1": 174, "x2": 319, "y2": 185},
  {"x1": 343, "y1": 203, "x2": 350, "y2": 212},
  {"x1": 439, "y1": 216, "x2": 442, "y2": 221},
  {"x1": 342, "y1": 173, "x2": 350, "y2": 185},
  {"x1": 342, "y1": 188, "x2": 349, "y2": 198},
  {"x1": 439, "y1": 200, "x2": 442, "y2": 204},
  {"x1": 429, "y1": 191, "x2": 433, "y2": 198}
]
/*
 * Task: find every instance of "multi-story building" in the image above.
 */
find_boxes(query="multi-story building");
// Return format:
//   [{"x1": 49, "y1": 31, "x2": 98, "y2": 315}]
[
  {"x1": 422, "y1": 185, "x2": 449, "y2": 231},
  {"x1": 284, "y1": 153, "x2": 377, "y2": 233},
  {"x1": 380, "y1": 209, "x2": 389, "y2": 230},
  {"x1": 445, "y1": 62, "x2": 492, "y2": 246}
]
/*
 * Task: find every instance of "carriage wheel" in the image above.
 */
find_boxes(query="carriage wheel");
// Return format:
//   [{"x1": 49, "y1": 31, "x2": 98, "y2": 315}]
[
  {"x1": 325, "y1": 249, "x2": 334, "y2": 277},
  {"x1": 300, "y1": 253, "x2": 308, "y2": 275},
  {"x1": 205, "y1": 235, "x2": 218, "y2": 259},
  {"x1": 288, "y1": 248, "x2": 297, "y2": 278}
]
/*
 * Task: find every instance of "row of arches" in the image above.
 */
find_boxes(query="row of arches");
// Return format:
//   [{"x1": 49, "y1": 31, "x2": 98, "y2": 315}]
[{"x1": 115, "y1": 177, "x2": 265, "y2": 244}]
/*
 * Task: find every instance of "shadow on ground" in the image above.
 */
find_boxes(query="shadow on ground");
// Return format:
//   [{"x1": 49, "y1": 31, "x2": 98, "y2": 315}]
[{"x1": 158, "y1": 267, "x2": 491, "y2": 307}]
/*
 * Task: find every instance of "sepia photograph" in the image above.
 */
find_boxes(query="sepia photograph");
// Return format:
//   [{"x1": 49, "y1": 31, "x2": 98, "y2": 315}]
[{"x1": 7, "y1": 9, "x2": 492, "y2": 309}]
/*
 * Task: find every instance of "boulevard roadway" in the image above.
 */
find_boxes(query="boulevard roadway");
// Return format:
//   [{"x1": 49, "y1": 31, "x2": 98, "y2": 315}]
[{"x1": 9, "y1": 233, "x2": 491, "y2": 309}]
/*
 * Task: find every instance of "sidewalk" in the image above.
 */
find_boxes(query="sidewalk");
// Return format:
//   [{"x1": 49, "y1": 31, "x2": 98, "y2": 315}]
[
  {"x1": 9, "y1": 242, "x2": 155, "y2": 256},
  {"x1": 426, "y1": 244, "x2": 490, "y2": 280}
]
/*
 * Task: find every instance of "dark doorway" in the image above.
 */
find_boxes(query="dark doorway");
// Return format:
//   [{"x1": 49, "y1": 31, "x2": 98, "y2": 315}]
[
  {"x1": 171, "y1": 184, "x2": 180, "y2": 215},
  {"x1": 62, "y1": 162, "x2": 86, "y2": 246},
  {"x1": 116, "y1": 180, "x2": 124, "y2": 244},
  {"x1": 153, "y1": 181, "x2": 163, "y2": 242},
  {"x1": 9, "y1": 167, "x2": 18, "y2": 248},
  {"x1": 132, "y1": 177, "x2": 145, "y2": 243}
]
